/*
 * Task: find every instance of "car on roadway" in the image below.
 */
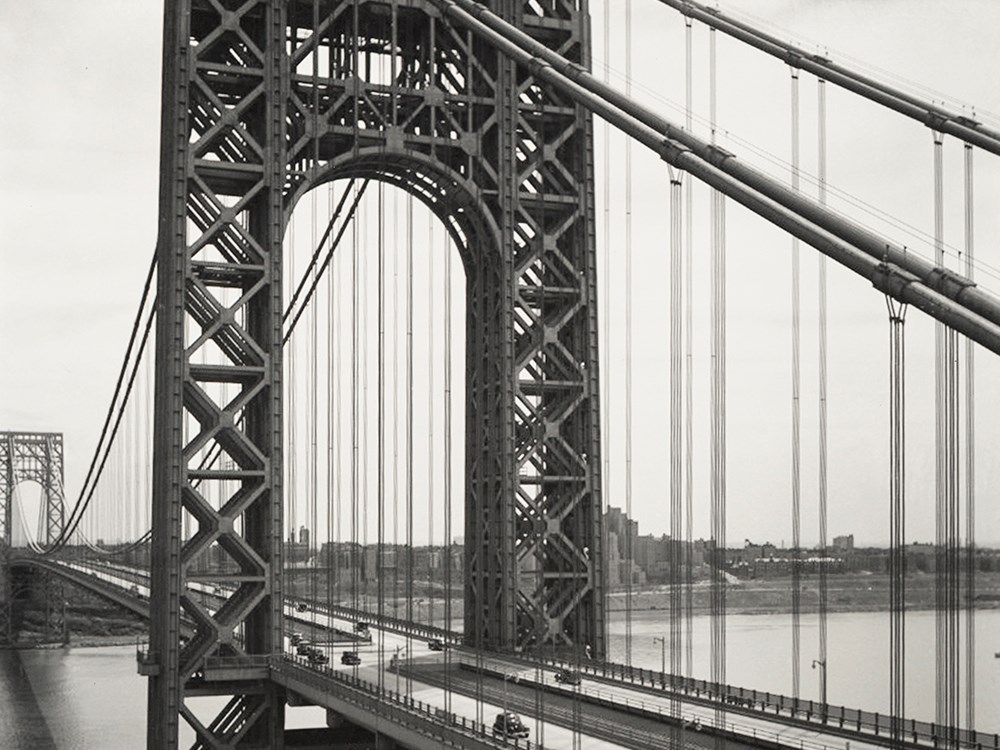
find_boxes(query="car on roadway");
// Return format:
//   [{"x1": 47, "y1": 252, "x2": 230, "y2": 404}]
[
  {"x1": 427, "y1": 639, "x2": 445, "y2": 651},
  {"x1": 306, "y1": 648, "x2": 328, "y2": 666},
  {"x1": 289, "y1": 632, "x2": 303, "y2": 646},
  {"x1": 296, "y1": 601, "x2": 308, "y2": 612},
  {"x1": 492, "y1": 712, "x2": 530, "y2": 740},
  {"x1": 553, "y1": 668, "x2": 581, "y2": 685},
  {"x1": 341, "y1": 651, "x2": 362, "y2": 666},
  {"x1": 354, "y1": 621, "x2": 369, "y2": 633},
  {"x1": 296, "y1": 641, "x2": 312, "y2": 656}
]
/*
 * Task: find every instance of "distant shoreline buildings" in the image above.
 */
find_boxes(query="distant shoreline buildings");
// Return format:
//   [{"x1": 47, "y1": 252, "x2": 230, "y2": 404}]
[
  {"x1": 87, "y1": 512, "x2": 1000, "y2": 585},
  {"x1": 604, "y1": 507, "x2": 1000, "y2": 587}
]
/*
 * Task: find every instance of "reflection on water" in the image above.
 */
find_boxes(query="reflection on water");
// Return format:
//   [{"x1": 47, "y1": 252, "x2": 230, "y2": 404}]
[
  {"x1": 609, "y1": 609, "x2": 1000, "y2": 732},
  {"x1": 0, "y1": 646, "x2": 144, "y2": 749}
]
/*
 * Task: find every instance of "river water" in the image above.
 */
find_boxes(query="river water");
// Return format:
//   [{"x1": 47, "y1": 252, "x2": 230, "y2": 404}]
[
  {"x1": 1, "y1": 609, "x2": 996, "y2": 747},
  {"x1": 4, "y1": 0, "x2": 998, "y2": 745}
]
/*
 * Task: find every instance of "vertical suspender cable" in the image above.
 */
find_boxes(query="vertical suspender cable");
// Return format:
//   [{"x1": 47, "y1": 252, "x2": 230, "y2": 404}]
[
  {"x1": 444, "y1": 232, "x2": 454, "y2": 714},
  {"x1": 790, "y1": 66, "x2": 802, "y2": 701},
  {"x1": 308, "y1": 179, "x2": 317, "y2": 626},
  {"x1": 350, "y1": 0, "x2": 361, "y2": 620},
  {"x1": 624, "y1": 0, "x2": 634, "y2": 667},
  {"x1": 309, "y1": 0, "x2": 320, "y2": 628},
  {"x1": 328, "y1": 182, "x2": 336, "y2": 646},
  {"x1": 392, "y1": 190, "x2": 400, "y2": 626},
  {"x1": 600, "y1": 0, "x2": 612, "y2": 649},
  {"x1": 124, "y1": 370, "x2": 133, "y2": 542},
  {"x1": 816, "y1": 76, "x2": 829, "y2": 715},
  {"x1": 288, "y1": 213, "x2": 298, "y2": 602},
  {"x1": 427, "y1": 220, "x2": 436, "y2": 630},
  {"x1": 683, "y1": 15, "x2": 695, "y2": 681},
  {"x1": 377, "y1": 178, "x2": 387, "y2": 687},
  {"x1": 669, "y1": 173, "x2": 683, "y2": 722},
  {"x1": 361, "y1": 196, "x2": 370, "y2": 616},
  {"x1": 886, "y1": 289, "x2": 907, "y2": 745},
  {"x1": 405, "y1": 193, "x2": 415, "y2": 697},
  {"x1": 334, "y1": 187, "x2": 344, "y2": 614},
  {"x1": 351, "y1": 182, "x2": 360, "y2": 615},
  {"x1": 933, "y1": 130, "x2": 944, "y2": 730},
  {"x1": 962, "y1": 142, "x2": 975, "y2": 732},
  {"x1": 709, "y1": 23, "x2": 728, "y2": 735},
  {"x1": 933, "y1": 130, "x2": 959, "y2": 741},
  {"x1": 390, "y1": 11, "x2": 400, "y2": 634}
]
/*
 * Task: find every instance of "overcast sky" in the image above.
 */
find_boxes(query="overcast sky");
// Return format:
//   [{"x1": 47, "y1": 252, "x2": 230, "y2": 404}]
[{"x1": 3, "y1": 0, "x2": 1000, "y2": 549}]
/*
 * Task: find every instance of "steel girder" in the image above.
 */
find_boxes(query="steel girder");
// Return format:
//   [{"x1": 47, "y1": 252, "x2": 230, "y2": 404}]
[
  {"x1": 0, "y1": 432, "x2": 65, "y2": 548},
  {"x1": 0, "y1": 431, "x2": 65, "y2": 644},
  {"x1": 149, "y1": 0, "x2": 603, "y2": 745}
]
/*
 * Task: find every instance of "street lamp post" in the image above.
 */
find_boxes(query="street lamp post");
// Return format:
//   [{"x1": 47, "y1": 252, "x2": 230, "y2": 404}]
[
  {"x1": 394, "y1": 645, "x2": 405, "y2": 696},
  {"x1": 502, "y1": 672, "x2": 518, "y2": 718},
  {"x1": 653, "y1": 637, "x2": 667, "y2": 688},
  {"x1": 811, "y1": 659, "x2": 827, "y2": 717}
]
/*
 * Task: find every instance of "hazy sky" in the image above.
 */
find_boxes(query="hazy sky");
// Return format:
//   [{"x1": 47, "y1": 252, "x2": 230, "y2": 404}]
[{"x1": 3, "y1": 1, "x2": 1000, "y2": 549}]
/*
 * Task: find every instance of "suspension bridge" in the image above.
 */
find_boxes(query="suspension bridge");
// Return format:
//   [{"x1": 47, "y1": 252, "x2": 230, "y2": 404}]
[{"x1": 2, "y1": 0, "x2": 998, "y2": 748}]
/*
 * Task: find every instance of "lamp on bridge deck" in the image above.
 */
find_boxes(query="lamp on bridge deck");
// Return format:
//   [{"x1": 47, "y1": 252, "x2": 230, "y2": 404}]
[
  {"x1": 811, "y1": 659, "x2": 827, "y2": 718},
  {"x1": 653, "y1": 636, "x2": 667, "y2": 688}
]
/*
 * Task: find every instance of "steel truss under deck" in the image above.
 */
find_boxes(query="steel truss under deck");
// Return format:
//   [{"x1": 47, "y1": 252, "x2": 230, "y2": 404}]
[{"x1": 149, "y1": 1, "x2": 604, "y2": 746}]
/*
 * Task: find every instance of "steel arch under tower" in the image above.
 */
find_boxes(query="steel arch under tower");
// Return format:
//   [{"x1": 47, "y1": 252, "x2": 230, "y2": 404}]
[{"x1": 147, "y1": 0, "x2": 604, "y2": 745}]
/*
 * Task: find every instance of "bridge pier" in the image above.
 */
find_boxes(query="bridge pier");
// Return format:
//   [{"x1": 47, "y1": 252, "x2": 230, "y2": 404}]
[
  {"x1": 1, "y1": 564, "x2": 66, "y2": 646},
  {"x1": 324, "y1": 708, "x2": 394, "y2": 748}
]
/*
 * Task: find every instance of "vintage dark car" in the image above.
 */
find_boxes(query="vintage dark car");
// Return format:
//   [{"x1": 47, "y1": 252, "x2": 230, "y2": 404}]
[
  {"x1": 341, "y1": 651, "x2": 362, "y2": 666},
  {"x1": 492, "y1": 712, "x2": 530, "y2": 740},
  {"x1": 306, "y1": 648, "x2": 328, "y2": 666},
  {"x1": 427, "y1": 639, "x2": 445, "y2": 652},
  {"x1": 553, "y1": 669, "x2": 581, "y2": 685}
]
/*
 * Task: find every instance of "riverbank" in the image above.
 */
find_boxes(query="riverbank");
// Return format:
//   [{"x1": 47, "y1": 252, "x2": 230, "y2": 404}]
[{"x1": 607, "y1": 572, "x2": 1000, "y2": 615}]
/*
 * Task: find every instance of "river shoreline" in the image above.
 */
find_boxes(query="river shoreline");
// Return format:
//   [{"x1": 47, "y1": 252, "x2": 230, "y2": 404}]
[{"x1": 10, "y1": 572, "x2": 999, "y2": 649}]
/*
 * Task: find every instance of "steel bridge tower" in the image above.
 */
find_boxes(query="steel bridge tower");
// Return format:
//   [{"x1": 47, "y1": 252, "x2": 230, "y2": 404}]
[
  {"x1": 0, "y1": 431, "x2": 66, "y2": 644},
  {"x1": 148, "y1": 0, "x2": 604, "y2": 745}
]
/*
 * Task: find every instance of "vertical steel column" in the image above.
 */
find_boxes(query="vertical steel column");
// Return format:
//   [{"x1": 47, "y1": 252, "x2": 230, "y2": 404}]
[
  {"x1": 436, "y1": 0, "x2": 606, "y2": 660},
  {"x1": 147, "y1": 1, "x2": 286, "y2": 746},
  {"x1": 42, "y1": 436, "x2": 65, "y2": 546},
  {"x1": 0, "y1": 435, "x2": 14, "y2": 551}
]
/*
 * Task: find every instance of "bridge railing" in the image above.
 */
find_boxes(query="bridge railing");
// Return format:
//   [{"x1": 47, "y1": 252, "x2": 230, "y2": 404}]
[
  {"x1": 556, "y1": 657, "x2": 999, "y2": 750},
  {"x1": 460, "y1": 653, "x2": 848, "y2": 750},
  {"x1": 266, "y1": 654, "x2": 545, "y2": 749},
  {"x1": 55, "y1": 560, "x2": 999, "y2": 750}
]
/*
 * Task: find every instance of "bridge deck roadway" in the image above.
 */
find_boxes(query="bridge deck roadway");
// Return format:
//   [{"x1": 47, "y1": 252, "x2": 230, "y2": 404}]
[{"x1": 34, "y1": 560, "x2": 992, "y2": 750}]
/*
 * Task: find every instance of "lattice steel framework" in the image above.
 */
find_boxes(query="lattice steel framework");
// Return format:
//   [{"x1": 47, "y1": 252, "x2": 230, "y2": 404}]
[
  {"x1": 0, "y1": 431, "x2": 65, "y2": 643},
  {"x1": 0, "y1": 432, "x2": 65, "y2": 549},
  {"x1": 148, "y1": 1, "x2": 603, "y2": 746}
]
